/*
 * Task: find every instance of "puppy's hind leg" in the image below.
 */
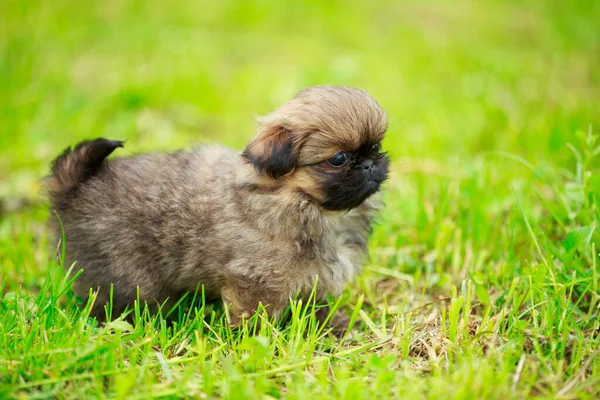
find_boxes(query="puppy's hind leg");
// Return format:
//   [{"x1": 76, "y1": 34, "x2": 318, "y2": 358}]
[
  {"x1": 314, "y1": 305, "x2": 354, "y2": 337},
  {"x1": 220, "y1": 282, "x2": 287, "y2": 327}
]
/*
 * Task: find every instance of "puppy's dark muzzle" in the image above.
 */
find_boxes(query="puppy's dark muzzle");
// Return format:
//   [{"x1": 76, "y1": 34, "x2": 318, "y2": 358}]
[
  {"x1": 360, "y1": 160, "x2": 374, "y2": 170},
  {"x1": 359, "y1": 159, "x2": 388, "y2": 184}
]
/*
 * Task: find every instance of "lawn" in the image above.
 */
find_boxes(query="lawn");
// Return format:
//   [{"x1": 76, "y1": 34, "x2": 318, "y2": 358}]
[{"x1": 1, "y1": 0, "x2": 600, "y2": 398}]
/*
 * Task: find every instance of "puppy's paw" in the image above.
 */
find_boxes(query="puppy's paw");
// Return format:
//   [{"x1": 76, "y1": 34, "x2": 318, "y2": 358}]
[{"x1": 315, "y1": 307, "x2": 354, "y2": 338}]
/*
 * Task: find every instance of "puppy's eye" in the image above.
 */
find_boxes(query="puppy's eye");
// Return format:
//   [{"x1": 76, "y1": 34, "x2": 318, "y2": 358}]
[
  {"x1": 371, "y1": 142, "x2": 381, "y2": 152},
  {"x1": 327, "y1": 151, "x2": 349, "y2": 167}
]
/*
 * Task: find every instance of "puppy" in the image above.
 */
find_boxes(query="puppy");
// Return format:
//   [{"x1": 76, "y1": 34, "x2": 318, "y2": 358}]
[{"x1": 47, "y1": 86, "x2": 389, "y2": 326}]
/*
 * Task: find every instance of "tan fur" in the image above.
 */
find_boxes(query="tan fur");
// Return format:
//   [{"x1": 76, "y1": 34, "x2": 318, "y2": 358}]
[{"x1": 47, "y1": 86, "x2": 389, "y2": 325}]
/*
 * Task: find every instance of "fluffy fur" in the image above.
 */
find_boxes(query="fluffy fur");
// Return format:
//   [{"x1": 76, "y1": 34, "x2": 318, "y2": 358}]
[{"x1": 47, "y1": 86, "x2": 389, "y2": 325}]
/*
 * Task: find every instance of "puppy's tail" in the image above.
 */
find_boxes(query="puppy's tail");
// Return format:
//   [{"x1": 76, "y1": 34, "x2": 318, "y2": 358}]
[{"x1": 48, "y1": 138, "x2": 123, "y2": 203}]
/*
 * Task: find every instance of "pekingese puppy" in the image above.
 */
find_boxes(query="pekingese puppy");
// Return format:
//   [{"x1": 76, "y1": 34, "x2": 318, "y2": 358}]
[{"x1": 47, "y1": 85, "x2": 389, "y2": 326}]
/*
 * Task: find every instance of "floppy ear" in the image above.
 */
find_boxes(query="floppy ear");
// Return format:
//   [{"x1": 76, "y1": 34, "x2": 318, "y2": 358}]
[{"x1": 242, "y1": 123, "x2": 298, "y2": 179}]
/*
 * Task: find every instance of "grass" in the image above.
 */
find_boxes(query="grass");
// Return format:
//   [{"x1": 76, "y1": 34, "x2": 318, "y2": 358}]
[{"x1": 1, "y1": 0, "x2": 600, "y2": 398}]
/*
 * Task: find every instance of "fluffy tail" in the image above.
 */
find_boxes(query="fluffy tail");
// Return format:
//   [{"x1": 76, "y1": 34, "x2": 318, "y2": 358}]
[{"x1": 48, "y1": 138, "x2": 123, "y2": 203}]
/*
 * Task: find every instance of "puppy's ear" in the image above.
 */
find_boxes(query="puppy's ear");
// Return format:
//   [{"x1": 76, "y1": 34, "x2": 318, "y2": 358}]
[{"x1": 242, "y1": 123, "x2": 297, "y2": 179}]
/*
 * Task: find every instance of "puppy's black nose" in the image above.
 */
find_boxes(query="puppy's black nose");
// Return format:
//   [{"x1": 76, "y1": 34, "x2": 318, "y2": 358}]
[{"x1": 361, "y1": 160, "x2": 374, "y2": 170}]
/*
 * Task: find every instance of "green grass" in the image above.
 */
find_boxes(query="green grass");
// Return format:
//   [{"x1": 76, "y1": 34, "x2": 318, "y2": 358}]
[{"x1": 1, "y1": 0, "x2": 600, "y2": 398}]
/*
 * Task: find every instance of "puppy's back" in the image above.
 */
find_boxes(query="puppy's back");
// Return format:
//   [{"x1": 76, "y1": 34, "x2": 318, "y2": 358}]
[{"x1": 47, "y1": 140, "x2": 234, "y2": 317}]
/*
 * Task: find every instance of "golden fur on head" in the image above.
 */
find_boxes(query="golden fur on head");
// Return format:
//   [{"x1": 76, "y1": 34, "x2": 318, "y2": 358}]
[
  {"x1": 244, "y1": 86, "x2": 388, "y2": 173},
  {"x1": 47, "y1": 85, "x2": 389, "y2": 329},
  {"x1": 244, "y1": 86, "x2": 389, "y2": 209}
]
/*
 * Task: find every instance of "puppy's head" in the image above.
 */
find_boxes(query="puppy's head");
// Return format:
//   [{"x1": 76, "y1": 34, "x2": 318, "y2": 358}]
[{"x1": 243, "y1": 86, "x2": 389, "y2": 211}]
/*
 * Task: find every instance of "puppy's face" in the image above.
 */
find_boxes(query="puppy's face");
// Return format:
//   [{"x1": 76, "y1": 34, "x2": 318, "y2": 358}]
[{"x1": 243, "y1": 86, "x2": 389, "y2": 211}]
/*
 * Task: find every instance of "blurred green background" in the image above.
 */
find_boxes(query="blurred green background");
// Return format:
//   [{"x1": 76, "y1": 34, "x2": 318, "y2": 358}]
[
  {"x1": 2, "y1": 1, "x2": 600, "y2": 397},
  {"x1": 2, "y1": 0, "x2": 600, "y2": 294},
  {"x1": 2, "y1": 0, "x2": 598, "y2": 197}
]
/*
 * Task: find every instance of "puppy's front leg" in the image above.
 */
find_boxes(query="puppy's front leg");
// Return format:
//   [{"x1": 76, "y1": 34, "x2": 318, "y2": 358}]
[
  {"x1": 221, "y1": 281, "x2": 286, "y2": 326},
  {"x1": 315, "y1": 305, "x2": 353, "y2": 337}
]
